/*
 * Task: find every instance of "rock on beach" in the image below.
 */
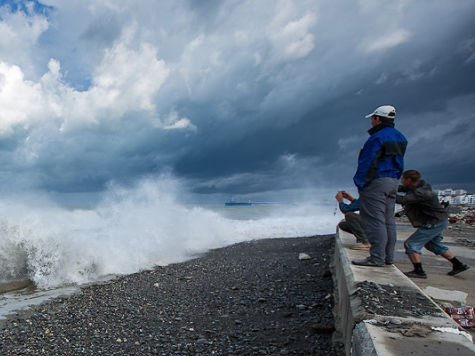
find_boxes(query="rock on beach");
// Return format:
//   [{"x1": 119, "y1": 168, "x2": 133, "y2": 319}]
[{"x1": 0, "y1": 235, "x2": 340, "y2": 355}]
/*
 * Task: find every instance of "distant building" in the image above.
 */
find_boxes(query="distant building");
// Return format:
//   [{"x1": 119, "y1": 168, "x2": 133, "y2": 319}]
[
  {"x1": 442, "y1": 188, "x2": 455, "y2": 196},
  {"x1": 437, "y1": 188, "x2": 475, "y2": 205}
]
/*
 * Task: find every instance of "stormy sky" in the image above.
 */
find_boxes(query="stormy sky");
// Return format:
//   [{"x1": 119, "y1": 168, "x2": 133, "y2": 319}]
[{"x1": 1, "y1": 0, "x2": 475, "y2": 199}]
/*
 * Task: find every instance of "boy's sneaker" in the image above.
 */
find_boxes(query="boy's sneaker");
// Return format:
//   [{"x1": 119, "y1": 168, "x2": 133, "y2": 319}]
[
  {"x1": 404, "y1": 270, "x2": 427, "y2": 279},
  {"x1": 448, "y1": 264, "x2": 470, "y2": 276}
]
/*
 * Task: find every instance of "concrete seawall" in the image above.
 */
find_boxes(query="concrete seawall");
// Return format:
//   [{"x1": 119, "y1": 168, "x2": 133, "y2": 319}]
[{"x1": 332, "y1": 228, "x2": 475, "y2": 355}]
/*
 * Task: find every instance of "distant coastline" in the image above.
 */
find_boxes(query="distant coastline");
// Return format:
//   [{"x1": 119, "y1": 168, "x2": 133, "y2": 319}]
[{"x1": 224, "y1": 200, "x2": 280, "y2": 206}]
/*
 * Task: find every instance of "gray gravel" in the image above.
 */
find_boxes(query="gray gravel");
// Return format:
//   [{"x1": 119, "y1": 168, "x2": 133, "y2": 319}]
[
  {"x1": 0, "y1": 235, "x2": 340, "y2": 355},
  {"x1": 355, "y1": 281, "x2": 443, "y2": 317}
]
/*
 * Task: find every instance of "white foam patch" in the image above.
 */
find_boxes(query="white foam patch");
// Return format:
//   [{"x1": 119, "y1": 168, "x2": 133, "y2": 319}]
[{"x1": 0, "y1": 178, "x2": 339, "y2": 289}]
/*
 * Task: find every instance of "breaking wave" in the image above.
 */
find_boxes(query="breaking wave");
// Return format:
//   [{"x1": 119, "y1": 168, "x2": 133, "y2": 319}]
[{"x1": 0, "y1": 178, "x2": 339, "y2": 289}]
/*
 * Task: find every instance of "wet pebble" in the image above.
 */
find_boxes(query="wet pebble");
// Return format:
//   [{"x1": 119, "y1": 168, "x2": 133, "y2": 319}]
[{"x1": 0, "y1": 235, "x2": 340, "y2": 355}]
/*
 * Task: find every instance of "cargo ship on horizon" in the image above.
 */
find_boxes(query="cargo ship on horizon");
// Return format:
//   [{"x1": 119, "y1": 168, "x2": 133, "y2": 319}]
[{"x1": 224, "y1": 200, "x2": 280, "y2": 206}]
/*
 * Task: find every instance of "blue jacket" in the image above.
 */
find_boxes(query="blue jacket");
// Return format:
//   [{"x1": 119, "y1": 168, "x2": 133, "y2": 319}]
[
  {"x1": 339, "y1": 199, "x2": 360, "y2": 214},
  {"x1": 353, "y1": 122, "x2": 407, "y2": 192}
]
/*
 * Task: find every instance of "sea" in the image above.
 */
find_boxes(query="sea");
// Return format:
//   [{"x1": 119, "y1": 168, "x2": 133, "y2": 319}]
[{"x1": 0, "y1": 178, "x2": 341, "y2": 320}]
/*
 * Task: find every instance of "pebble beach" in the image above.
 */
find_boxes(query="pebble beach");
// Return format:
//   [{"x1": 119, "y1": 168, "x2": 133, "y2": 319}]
[{"x1": 0, "y1": 234, "x2": 340, "y2": 355}]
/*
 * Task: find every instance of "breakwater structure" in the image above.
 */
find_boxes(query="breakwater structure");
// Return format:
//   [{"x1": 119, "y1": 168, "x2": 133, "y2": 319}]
[{"x1": 332, "y1": 228, "x2": 475, "y2": 355}]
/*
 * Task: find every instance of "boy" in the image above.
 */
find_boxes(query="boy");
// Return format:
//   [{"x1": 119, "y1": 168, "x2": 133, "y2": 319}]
[{"x1": 396, "y1": 170, "x2": 470, "y2": 278}]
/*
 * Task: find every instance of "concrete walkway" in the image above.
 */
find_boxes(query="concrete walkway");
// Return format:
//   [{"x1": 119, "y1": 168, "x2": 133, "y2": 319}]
[
  {"x1": 393, "y1": 225, "x2": 475, "y2": 306},
  {"x1": 334, "y1": 227, "x2": 475, "y2": 355},
  {"x1": 393, "y1": 224, "x2": 475, "y2": 341}
]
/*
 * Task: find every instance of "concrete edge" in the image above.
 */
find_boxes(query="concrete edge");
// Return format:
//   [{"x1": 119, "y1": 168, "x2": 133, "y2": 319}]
[
  {"x1": 332, "y1": 227, "x2": 367, "y2": 355},
  {"x1": 332, "y1": 228, "x2": 475, "y2": 356}
]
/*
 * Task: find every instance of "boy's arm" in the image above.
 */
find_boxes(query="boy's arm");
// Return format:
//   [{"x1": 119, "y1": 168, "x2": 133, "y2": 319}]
[{"x1": 397, "y1": 188, "x2": 432, "y2": 205}]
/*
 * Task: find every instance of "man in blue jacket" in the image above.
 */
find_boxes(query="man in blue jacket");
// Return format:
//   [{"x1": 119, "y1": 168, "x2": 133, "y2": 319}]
[{"x1": 352, "y1": 105, "x2": 407, "y2": 267}]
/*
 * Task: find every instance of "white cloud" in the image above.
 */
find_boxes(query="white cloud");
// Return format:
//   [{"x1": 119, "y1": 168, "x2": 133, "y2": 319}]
[
  {"x1": 62, "y1": 34, "x2": 170, "y2": 128},
  {"x1": 363, "y1": 29, "x2": 411, "y2": 53},
  {"x1": 0, "y1": 61, "x2": 48, "y2": 134},
  {"x1": 355, "y1": 0, "x2": 412, "y2": 54},
  {"x1": 0, "y1": 5, "x2": 48, "y2": 76},
  {"x1": 0, "y1": 6, "x2": 48, "y2": 47},
  {"x1": 1, "y1": 25, "x2": 170, "y2": 134},
  {"x1": 161, "y1": 110, "x2": 196, "y2": 131},
  {"x1": 164, "y1": 118, "x2": 195, "y2": 131},
  {"x1": 269, "y1": 10, "x2": 317, "y2": 60},
  {"x1": 0, "y1": 22, "x2": 18, "y2": 47}
]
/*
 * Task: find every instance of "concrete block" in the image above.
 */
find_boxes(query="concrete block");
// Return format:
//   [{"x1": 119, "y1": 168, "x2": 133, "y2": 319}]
[{"x1": 423, "y1": 286, "x2": 468, "y2": 304}]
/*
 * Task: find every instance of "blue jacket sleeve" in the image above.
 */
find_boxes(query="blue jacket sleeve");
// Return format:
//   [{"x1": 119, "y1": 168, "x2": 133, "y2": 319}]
[
  {"x1": 339, "y1": 199, "x2": 360, "y2": 213},
  {"x1": 353, "y1": 135, "x2": 382, "y2": 191}
]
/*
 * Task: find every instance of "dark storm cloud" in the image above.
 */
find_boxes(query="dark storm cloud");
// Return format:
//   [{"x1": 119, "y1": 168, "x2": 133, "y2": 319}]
[{"x1": 1, "y1": 0, "x2": 475, "y2": 195}]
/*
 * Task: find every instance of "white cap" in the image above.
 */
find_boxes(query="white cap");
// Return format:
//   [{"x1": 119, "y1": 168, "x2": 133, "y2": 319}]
[{"x1": 365, "y1": 105, "x2": 396, "y2": 119}]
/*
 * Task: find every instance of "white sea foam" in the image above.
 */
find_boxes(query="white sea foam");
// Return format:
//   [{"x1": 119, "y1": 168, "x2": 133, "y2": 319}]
[{"x1": 0, "y1": 178, "x2": 340, "y2": 289}]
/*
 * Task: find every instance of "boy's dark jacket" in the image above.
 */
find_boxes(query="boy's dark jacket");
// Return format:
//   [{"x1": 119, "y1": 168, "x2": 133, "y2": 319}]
[{"x1": 396, "y1": 180, "x2": 448, "y2": 227}]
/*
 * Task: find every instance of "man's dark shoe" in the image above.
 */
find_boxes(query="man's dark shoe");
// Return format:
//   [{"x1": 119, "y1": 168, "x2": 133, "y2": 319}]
[
  {"x1": 404, "y1": 270, "x2": 427, "y2": 279},
  {"x1": 448, "y1": 264, "x2": 470, "y2": 276},
  {"x1": 385, "y1": 261, "x2": 393, "y2": 266},
  {"x1": 352, "y1": 258, "x2": 384, "y2": 267}
]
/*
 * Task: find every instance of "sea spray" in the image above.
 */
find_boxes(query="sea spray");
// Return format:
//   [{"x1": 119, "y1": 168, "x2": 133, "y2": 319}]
[{"x1": 0, "y1": 178, "x2": 340, "y2": 289}]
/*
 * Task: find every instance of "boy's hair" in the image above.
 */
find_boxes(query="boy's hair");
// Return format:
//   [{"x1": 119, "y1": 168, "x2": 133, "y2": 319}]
[{"x1": 402, "y1": 169, "x2": 422, "y2": 182}]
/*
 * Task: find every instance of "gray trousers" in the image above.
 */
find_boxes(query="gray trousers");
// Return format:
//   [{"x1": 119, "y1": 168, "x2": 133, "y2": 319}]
[
  {"x1": 359, "y1": 177, "x2": 398, "y2": 263},
  {"x1": 338, "y1": 212, "x2": 368, "y2": 243}
]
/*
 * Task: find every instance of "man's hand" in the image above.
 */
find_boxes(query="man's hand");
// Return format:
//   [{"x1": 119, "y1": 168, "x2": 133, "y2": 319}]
[
  {"x1": 395, "y1": 210, "x2": 406, "y2": 218},
  {"x1": 335, "y1": 191, "x2": 344, "y2": 203},
  {"x1": 342, "y1": 191, "x2": 354, "y2": 202}
]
